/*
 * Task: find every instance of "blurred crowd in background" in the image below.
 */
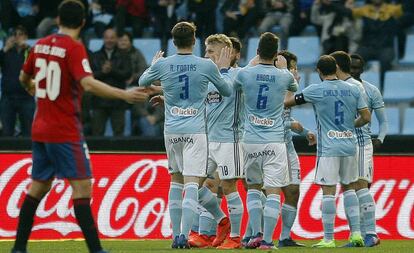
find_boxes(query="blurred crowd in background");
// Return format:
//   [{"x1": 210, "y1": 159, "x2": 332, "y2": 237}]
[{"x1": 0, "y1": 0, "x2": 413, "y2": 138}]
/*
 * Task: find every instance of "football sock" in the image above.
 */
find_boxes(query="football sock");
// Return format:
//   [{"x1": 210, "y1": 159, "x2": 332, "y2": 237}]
[
  {"x1": 226, "y1": 191, "x2": 243, "y2": 237},
  {"x1": 181, "y1": 182, "x2": 199, "y2": 238},
  {"x1": 198, "y1": 186, "x2": 225, "y2": 222},
  {"x1": 191, "y1": 204, "x2": 201, "y2": 233},
  {"x1": 199, "y1": 210, "x2": 215, "y2": 236},
  {"x1": 263, "y1": 194, "x2": 280, "y2": 243},
  {"x1": 13, "y1": 194, "x2": 40, "y2": 251},
  {"x1": 357, "y1": 188, "x2": 377, "y2": 236},
  {"x1": 343, "y1": 190, "x2": 361, "y2": 233},
  {"x1": 280, "y1": 204, "x2": 297, "y2": 240},
  {"x1": 168, "y1": 182, "x2": 183, "y2": 237},
  {"x1": 247, "y1": 189, "x2": 263, "y2": 235},
  {"x1": 322, "y1": 195, "x2": 336, "y2": 241}
]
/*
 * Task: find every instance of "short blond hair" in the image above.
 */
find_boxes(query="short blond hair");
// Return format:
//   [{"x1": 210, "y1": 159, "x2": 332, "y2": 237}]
[{"x1": 205, "y1": 34, "x2": 232, "y2": 48}]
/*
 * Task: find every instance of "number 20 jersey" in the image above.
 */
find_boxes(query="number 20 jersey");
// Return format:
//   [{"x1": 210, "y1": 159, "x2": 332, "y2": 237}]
[{"x1": 22, "y1": 34, "x2": 92, "y2": 142}]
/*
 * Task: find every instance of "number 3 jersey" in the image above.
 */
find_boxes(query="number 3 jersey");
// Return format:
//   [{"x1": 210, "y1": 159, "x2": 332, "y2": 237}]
[
  {"x1": 139, "y1": 54, "x2": 232, "y2": 135},
  {"x1": 22, "y1": 34, "x2": 93, "y2": 142},
  {"x1": 234, "y1": 64, "x2": 297, "y2": 144},
  {"x1": 302, "y1": 80, "x2": 367, "y2": 157}
]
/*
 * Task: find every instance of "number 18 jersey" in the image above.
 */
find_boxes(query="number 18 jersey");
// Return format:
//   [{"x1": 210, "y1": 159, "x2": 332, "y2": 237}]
[{"x1": 22, "y1": 34, "x2": 93, "y2": 142}]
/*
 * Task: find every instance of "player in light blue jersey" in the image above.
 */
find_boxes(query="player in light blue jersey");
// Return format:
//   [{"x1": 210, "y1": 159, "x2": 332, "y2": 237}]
[
  {"x1": 188, "y1": 35, "x2": 244, "y2": 249},
  {"x1": 235, "y1": 32, "x2": 298, "y2": 250},
  {"x1": 139, "y1": 22, "x2": 232, "y2": 249},
  {"x1": 350, "y1": 54, "x2": 388, "y2": 247},
  {"x1": 285, "y1": 55, "x2": 371, "y2": 248}
]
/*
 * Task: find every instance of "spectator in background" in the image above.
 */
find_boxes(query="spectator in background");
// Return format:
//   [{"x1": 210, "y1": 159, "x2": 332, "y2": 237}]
[
  {"x1": 0, "y1": 25, "x2": 34, "y2": 137},
  {"x1": 258, "y1": 0, "x2": 294, "y2": 48},
  {"x1": 36, "y1": 0, "x2": 63, "y2": 37},
  {"x1": 1, "y1": 0, "x2": 39, "y2": 38},
  {"x1": 131, "y1": 97, "x2": 164, "y2": 137},
  {"x1": 311, "y1": 0, "x2": 353, "y2": 54},
  {"x1": 90, "y1": 0, "x2": 116, "y2": 38},
  {"x1": 90, "y1": 28, "x2": 131, "y2": 136},
  {"x1": 348, "y1": 0, "x2": 403, "y2": 83},
  {"x1": 290, "y1": 0, "x2": 314, "y2": 36},
  {"x1": 188, "y1": 0, "x2": 218, "y2": 39},
  {"x1": 115, "y1": 0, "x2": 148, "y2": 37},
  {"x1": 146, "y1": 0, "x2": 178, "y2": 45}
]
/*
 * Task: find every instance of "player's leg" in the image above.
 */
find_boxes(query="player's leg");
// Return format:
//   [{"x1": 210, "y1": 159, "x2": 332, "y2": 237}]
[
  {"x1": 12, "y1": 142, "x2": 53, "y2": 253},
  {"x1": 312, "y1": 157, "x2": 339, "y2": 248}
]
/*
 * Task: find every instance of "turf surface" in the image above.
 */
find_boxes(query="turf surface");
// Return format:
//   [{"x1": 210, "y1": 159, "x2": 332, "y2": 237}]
[{"x1": 0, "y1": 240, "x2": 413, "y2": 253}]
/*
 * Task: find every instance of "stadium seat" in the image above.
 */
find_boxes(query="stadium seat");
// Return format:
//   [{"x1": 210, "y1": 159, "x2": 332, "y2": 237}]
[
  {"x1": 402, "y1": 108, "x2": 414, "y2": 135},
  {"x1": 287, "y1": 36, "x2": 320, "y2": 67},
  {"x1": 167, "y1": 38, "x2": 201, "y2": 56},
  {"x1": 399, "y1": 35, "x2": 414, "y2": 66},
  {"x1": 246, "y1": 37, "x2": 259, "y2": 63},
  {"x1": 383, "y1": 71, "x2": 414, "y2": 103},
  {"x1": 88, "y1": 38, "x2": 103, "y2": 52},
  {"x1": 361, "y1": 71, "x2": 380, "y2": 89},
  {"x1": 26, "y1": 39, "x2": 38, "y2": 47},
  {"x1": 371, "y1": 107, "x2": 400, "y2": 135},
  {"x1": 308, "y1": 72, "x2": 321, "y2": 85},
  {"x1": 291, "y1": 107, "x2": 317, "y2": 131},
  {"x1": 133, "y1": 38, "x2": 161, "y2": 65}
]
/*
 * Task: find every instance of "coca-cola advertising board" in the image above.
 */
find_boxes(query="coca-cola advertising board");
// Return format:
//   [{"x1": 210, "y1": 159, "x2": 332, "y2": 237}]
[{"x1": 0, "y1": 153, "x2": 413, "y2": 240}]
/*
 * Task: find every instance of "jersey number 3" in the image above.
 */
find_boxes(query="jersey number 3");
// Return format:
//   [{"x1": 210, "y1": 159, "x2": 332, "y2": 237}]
[{"x1": 35, "y1": 58, "x2": 62, "y2": 101}]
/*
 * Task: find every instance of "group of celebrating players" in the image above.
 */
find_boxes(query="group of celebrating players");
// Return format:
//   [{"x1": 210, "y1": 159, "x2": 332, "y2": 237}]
[{"x1": 9, "y1": 0, "x2": 387, "y2": 252}]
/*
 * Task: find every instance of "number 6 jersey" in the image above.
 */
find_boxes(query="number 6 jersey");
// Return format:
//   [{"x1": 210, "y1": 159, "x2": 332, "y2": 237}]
[{"x1": 22, "y1": 34, "x2": 93, "y2": 142}]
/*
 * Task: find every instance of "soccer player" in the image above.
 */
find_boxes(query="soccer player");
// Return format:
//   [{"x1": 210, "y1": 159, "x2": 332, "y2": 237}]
[
  {"x1": 235, "y1": 32, "x2": 298, "y2": 250},
  {"x1": 284, "y1": 55, "x2": 371, "y2": 248},
  {"x1": 277, "y1": 50, "x2": 316, "y2": 247},
  {"x1": 139, "y1": 22, "x2": 233, "y2": 249},
  {"x1": 189, "y1": 35, "x2": 244, "y2": 249},
  {"x1": 350, "y1": 53, "x2": 388, "y2": 247},
  {"x1": 11, "y1": 1, "x2": 148, "y2": 253}
]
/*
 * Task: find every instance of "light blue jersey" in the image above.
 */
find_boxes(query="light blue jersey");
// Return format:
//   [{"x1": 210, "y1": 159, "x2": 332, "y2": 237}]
[
  {"x1": 283, "y1": 108, "x2": 310, "y2": 154},
  {"x1": 302, "y1": 80, "x2": 367, "y2": 157},
  {"x1": 355, "y1": 80, "x2": 386, "y2": 146},
  {"x1": 207, "y1": 67, "x2": 243, "y2": 143},
  {"x1": 235, "y1": 64, "x2": 297, "y2": 144},
  {"x1": 139, "y1": 54, "x2": 232, "y2": 134}
]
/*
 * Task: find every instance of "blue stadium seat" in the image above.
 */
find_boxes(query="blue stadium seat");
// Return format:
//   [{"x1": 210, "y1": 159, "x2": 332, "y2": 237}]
[
  {"x1": 287, "y1": 36, "x2": 320, "y2": 67},
  {"x1": 246, "y1": 37, "x2": 259, "y2": 63},
  {"x1": 361, "y1": 71, "x2": 380, "y2": 89},
  {"x1": 371, "y1": 107, "x2": 400, "y2": 135},
  {"x1": 27, "y1": 39, "x2": 38, "y2": 47},
  {"x1": 399, "y1": 35, "x2": 414, "y2": 66},
  {"x1": 133, "y1": 38, "x2": 161, "y2": 65},
  {"x1": 402, "y1": 108, "x2": 414, "y2": 135},
  {"x1": 291, "y1": 107, "x2": 317, "y2": 131},
  {"x1": 88, "y1": 39, "x2": 103, "y2": 52},
  {"x1": 383, "y1": 71, "x2": 414, "y2": 103},
  {"x1": 308, "y1": 72, "x2": 320, "y2": 85},
  {"x1": 167, "y1": 38, "x2": 202, "y2": 56}
]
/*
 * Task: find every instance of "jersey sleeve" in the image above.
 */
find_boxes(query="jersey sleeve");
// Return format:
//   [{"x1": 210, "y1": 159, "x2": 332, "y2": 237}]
[
  {"x1": 233, "y1": 69, "x2": 244, "y2": 90},
  {"x1": 356, "y1": 88, "x2": 368, "y2": 109},
  {"x1": 302, "y1": 84, "x2": 322, "y2": 104},
  {"x1": 22, "y1": 47, "x2": 36, "y2": 75},
  {"x1": 371, "y1": 86, "x2": 385, "y2": 109},
  {"x1": 68, "y1": 44, "x2": 93, "y2": 81},
  {"x1": 206, "y1": 60, "x2": 232, "y2": 97},
  {"x1": 138, "y1": 60, "x2": 162, "y2": 87}
]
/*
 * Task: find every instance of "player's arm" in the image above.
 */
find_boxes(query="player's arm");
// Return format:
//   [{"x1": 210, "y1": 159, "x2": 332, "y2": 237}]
[
  {"x1": 139, "y1": 51, "x2": 164, "y2": 87},
  {"x1": 284, "y1": 92, "x2": 305, "y2": 107},
  {"x1": 81, "y1": 76, "x2": 148, "y2": 104},
  {"x1": 372, "y1": 107, "x2": 388, "y2": 148},
  {"x1": 355, "y1": 107, "x2": 371, "y2": 127},
  {"x1": 19, "y1": 71, "x2": 35, "y2": 96}
]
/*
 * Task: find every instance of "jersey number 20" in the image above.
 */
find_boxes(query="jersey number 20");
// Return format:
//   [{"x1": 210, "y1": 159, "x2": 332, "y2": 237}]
[{"x1": 35, "y1": 58, "x2": 62, "y2": 101}]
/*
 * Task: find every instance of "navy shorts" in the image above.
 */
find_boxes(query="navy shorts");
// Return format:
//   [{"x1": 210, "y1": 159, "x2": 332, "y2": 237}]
[{"x1": 32, "y1": 141, "x2": 92, "y2": 180}]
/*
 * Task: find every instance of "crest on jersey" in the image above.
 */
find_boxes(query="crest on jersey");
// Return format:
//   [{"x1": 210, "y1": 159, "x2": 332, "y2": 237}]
[
  {"x1": 82, "y1": 59, "x2": 92, "y2": 73},
  {"x1": 206, "y1": 91, "x2": 222, "y2": 104}
]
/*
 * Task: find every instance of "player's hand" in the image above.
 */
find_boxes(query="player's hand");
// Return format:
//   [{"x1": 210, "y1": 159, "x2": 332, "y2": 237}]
[
  {"x1": 372, "y1": 138, "x2": 382, "y2": 151},
  {"x1": 275, "y1": 55, "x2": 288, "y2": 69},
  {"x1": 248, "y1": 55, "x2": 260, "y2": 66},
  {"x1": 307, "y1": 132, "x2": 316, "y2": 146},
  {"x1": 291, "y1": 121, "x2": 304, "y2": 133},
  {"x1": 124, "y1": 87, "x2": 149, "y2": 104},
  {"x1": 24, "y1": 80, "x2": 36, "y2": 96},
  {"x1": 142, "y1": 84, "x2": 162, "y2": 96},
  {"x1": 217, "y1": 46, "x2": 232, "y2": 70},
  {"x1": 4, "y1": 36, "x2": 16, "y2": 52},
  {"x1": 151, "y1": 50, "x2": 164, "y2": 65},
  {"x1": 150, "y1": 95, "x2": 165, "y2": 107}
]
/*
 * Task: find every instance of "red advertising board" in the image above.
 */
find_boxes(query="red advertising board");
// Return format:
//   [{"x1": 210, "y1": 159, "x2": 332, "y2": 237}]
[{"x1": 0, "y1": 153, "x2": 413, "y2": 240}]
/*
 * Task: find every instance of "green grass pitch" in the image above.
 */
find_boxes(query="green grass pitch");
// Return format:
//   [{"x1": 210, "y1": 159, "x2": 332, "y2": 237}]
[{"x1": 1, "y1": 240, "x2": 414, "y2": 253}]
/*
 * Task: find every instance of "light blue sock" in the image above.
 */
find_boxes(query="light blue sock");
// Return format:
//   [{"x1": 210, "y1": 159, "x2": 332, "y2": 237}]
[
  {"x1": 198, "y1": 186, "x2": 225, "y2": 222},
  {"x1": 247, "y1": 189, "x2": 263, "y2": 236},
  {"x1": 191, "y1": 204, "x2": 202, "y2": 233},
  {"x1": 343, "y1": 190, "x2": 361, "y2": 233},
  {"x1": 280, "y1": 204, "x2": 297, "y2": 240},
  {"x1": 260, "y1": 191, "x2": 266, "y2": 231},
  {"x1": 263, "y1": 194, "x2": 280, "y2": 243},
  {"x1": 181, "y1": 182, "x2": 199, "y2": 238},
  {"x1": 199, "y1": 209, "x2": 215, "y2": 235},
  {"x1": 322, "y1": 195, "x2": 336, "y2": 241},
  {"x1": 357, "y1": 188, "x2": 376, "y2": 236},
  {"x1": 168, "y1": 182, "x2": 183, "y2": 237},
  {"x1": 244, "y1": 219, "x2": 253, "y2": 239},
  {"x1": 226, "y1": 191, "x2": 243, "y2": 237}
]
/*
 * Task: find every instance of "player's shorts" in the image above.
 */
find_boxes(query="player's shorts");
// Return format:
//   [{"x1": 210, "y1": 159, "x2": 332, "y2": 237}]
[
  {"x1": 314, "y1": 156, "x2": 358, "y2": 185},
  {"x1": 32, "y1": 141, "x2": 92, "y2": 181},
  {"x1": 207, "y1": 142, "x2": 244, "y2": 180},
  {"x1": 243, "y1": 142, "x2": 289, "y2": 189},
  {"x1": 356, "y1": 143, "x2": 374, "y2": 183},
  {"x1": 281, "y1": 141, "x2": 301, "y2": 187},
  {"x1": 164, "y1": 133, "x2": 208, "y2": 177}
]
